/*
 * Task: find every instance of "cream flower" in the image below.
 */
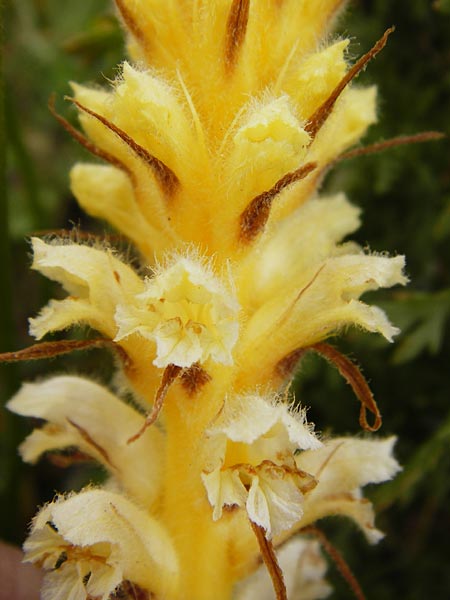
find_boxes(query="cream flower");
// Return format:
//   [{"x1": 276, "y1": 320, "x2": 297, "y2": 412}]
[
  {"x1": 24, "y1": 489, "x2": 178, "y2": 600},
  {"x1": 7, "y1": 376, "x2": 163, "y2": 506},
  {"x1": 29, "y1": 237, "x2": 144, "y2": 340},
  {"x1": 115, "y1": 254, "x2": 240, "y2": 368},
  {"x1": 202, "y1": 393, "x2": 321, "y2": 538}
]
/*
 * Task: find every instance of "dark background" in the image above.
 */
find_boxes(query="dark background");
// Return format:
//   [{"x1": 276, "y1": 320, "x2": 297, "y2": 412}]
[{"x1": 1, "y1": 1, "x2": 449, "y2": 598}]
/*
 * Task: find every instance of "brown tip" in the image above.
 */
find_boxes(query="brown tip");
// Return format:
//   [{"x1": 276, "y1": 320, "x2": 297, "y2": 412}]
[
  {"x1": 70, "y1": 98, "x2": 180, "y2": 198},
  {"x1": 239, "y1": 161, "x2": 316, "y2": 243},
  {"x1": 127, "y1": 364, "x2": 181, "y2": 444},
  {"x1": 338, "y1": 130, "x2": 446, "y2": 163},
  {"x1": 48, "y1": 94, "x2": 133, "y2": 181},
  {"x1": 115, "y1": 0, "x2": 149, "y2": 51},
  {"x1": 249, "y1": 520, "x2": 287, "y2": 600},
  {"x1": 302, "y1": 526, "x2": 367, "y2": 600},
  {"x1": 305, "y1": 27, "x2": 395, "y2": 141},
  {"x1": 0, "y1": 338, "x2": 131, "y2": 369},
  {"x1": 309, "y1": 342, "x2": 382, "y2": 432},
  {"x1": 225, "y1": 0, "x2": 250, "y2": 72}
]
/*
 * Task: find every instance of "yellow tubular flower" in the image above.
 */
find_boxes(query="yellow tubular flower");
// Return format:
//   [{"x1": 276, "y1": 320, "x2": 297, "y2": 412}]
[{"x1": 7, "y1": 2, "x2": 409, "y2": 599}]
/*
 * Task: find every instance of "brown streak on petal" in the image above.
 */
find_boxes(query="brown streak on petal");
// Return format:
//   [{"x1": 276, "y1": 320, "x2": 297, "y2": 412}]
[
  {"x1": 301, "y1": 526, "x2": 367, "y2": 600},
  {"x1": 225, "y1": 0, "x2": 250, "y2": 71},
  {"x1": 48, "y1": 94, "x2": 135, "y2": 185},
  {"x1": 309, "y1": 343, "x2": 382, "y2": 432},
  {"x1": 249, "y1": 520, "x2": 287, "y2": 600},
  {"x1": 66, "y1": 418, "x2": 115, "y2": 470},
  {"x1": 47, "y1": 449, "x2": 96, "y2": 468},
  {"x1": 239, "y1": 162, "x2": 316, "y2": 243},
  {"x1": 70, "y1": 98, "x2": 180, "y2": 198},
  {"x1": 115, "y1": 0, "x2": 149, "y2": 52},
  {"x1": 305, "y1": 27, "x2": 395, "y2": 141},
  {"x1": 127, "y1": 364, "x2": 182, "y2": 444},
  {"x1": 0, "y1": 339, "x2": 132, "y2": 370},
  {"x1": 180, "y1": 363, "x2": 212, "y2": 396},
  {"x1": 274, "y1": 263, "x2": 325, "y2": 332}
]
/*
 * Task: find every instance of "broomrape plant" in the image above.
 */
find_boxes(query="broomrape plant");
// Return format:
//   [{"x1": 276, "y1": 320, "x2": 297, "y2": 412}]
[{"x1": 6, "y1": 1, "x2": 437, "y2": 598}]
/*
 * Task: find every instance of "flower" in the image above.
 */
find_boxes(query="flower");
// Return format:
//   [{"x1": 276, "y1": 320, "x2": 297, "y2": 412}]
[
  {"x1": 115, "y1": 254, "x2": 240, "y2": 368},
  {"x1": 202, "y1": 392, "x2": 400, "y2": 541},
  {"x1": 24, "y1": 489, "x2": 178, "y2": 600}
]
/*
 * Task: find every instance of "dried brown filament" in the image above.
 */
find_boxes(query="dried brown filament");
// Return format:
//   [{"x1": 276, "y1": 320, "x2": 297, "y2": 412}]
[
  {"x1": 305, "y1": 27, "x2": 395, "y2": 141},
  {"x1": 127, "y1": 364, "x2": 182, "y2": 444}
]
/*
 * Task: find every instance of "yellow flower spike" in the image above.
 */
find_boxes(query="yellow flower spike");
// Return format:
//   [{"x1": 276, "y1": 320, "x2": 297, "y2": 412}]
[{"x1": 7, "y1": 2, "x2": 414, "y2": 599}]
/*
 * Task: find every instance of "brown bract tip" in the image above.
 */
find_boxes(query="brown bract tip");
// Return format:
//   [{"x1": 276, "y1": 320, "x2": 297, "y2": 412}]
[
  {"x1": 69, "y1": 98, "x2": 180, "y2": 198},
  {"x1": 225, "y1": 0, "x2": 250, "y2": 72},
  {"x1": 302, "y1": 526, "x2": 366, "y2": 600},
  {"x1": 305, "y1": 27, "x2": 395, "y2": 141},
  {"x1": 0, "y1": 338, "x2": 132, "y2": 369},
  {"x1": 308, "y1": 342, "x2": 382, "y2": 432},
  {"x1": 239, "y1": 161, "x2": 316, "y2": 243},
  {"x1": 338, "y1": 131, "x2": 446, "y2": 163},
  {"x1": 115, "y1": 0, "x2": 149, "y2": 52},
  {"x1": 49, "y1": 94, "x2": 134, "y2": 183},
  {"x1": 249, "y1": 520, "x2": 287, "y2": 600},
  {"x1": 127, "y1": 364, "x2": 182, "y2": 444}
]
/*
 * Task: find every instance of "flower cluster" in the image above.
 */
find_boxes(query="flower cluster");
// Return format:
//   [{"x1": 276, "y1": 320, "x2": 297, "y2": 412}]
[{"x1": 7, "y1": 1, "x2": 406, "y2": 599}]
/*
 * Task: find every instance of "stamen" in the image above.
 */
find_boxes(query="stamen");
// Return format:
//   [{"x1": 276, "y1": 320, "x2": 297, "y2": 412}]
[
  {"x1": 249, "y1": 520, "x2": 287, "y2": 600},
  {"x1": 0, "y1": 338, "x2": 131, "y2": 369},
  {"x1": 239, "y1": 161, "x2": 316, "y2": 242},
  {"x1": 69, "y1": 98, "x2": 180, "y2": 198},
  {"x1": 309, "y1": 342, "x2": 382, "y2": 432},
  {"x1": 302, "y1": 526, "x2": 366, "y2": 600},
  {"x1": 127, "y1": 364, "x2": 181, "y2": 444},
  {"x1": 49, "y1": 95, "x2": 134, "y2": 183},
  {"x1": 305, "y1": 27, "x2": 395, "y2": 140},
  {"x1": 225, "y1": 0, "x2": 250, "y2": 72}
]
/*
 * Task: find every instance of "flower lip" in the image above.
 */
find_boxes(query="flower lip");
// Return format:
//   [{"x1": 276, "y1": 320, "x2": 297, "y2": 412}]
[{"x1": 115, "y1": 253, "x2": 240, "y2": 368}]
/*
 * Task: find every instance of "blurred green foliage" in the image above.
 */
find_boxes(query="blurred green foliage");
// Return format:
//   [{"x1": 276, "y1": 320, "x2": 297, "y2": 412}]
[{"x1": 1, "y1": 0, "x2": 449, "y2": 598}]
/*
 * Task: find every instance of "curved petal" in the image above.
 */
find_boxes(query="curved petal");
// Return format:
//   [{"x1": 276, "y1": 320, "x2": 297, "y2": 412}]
[
  {"x1": 8, "y1": 376, "x2": 163, "y2": 506},
  {"x1": 29, "y1": 238, "x2": 144, "y2": 339},
  {"x1": 296, "y1": 437, "x2": 401, "y2": 542}
]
